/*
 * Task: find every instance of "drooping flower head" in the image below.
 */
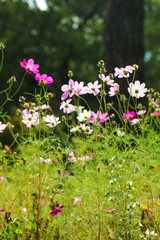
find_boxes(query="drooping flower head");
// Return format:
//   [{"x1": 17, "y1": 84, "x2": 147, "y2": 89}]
[
  {"x1": 99, "y1": 74, "x2": 114, "y2": 86},
  {"x1": 128, "y1": 80, "x2": 147, "y2": 98},
  {"x1": 88, "y1": 110, "x2": 109, "y2": 125},
  {"x1": 114, "y1": 65, "x2": 135, "y2": 78},
  {"x1": 50, "y1": 203, "x2": 64, "y2": 217},
  {"x1": 35, "y1": 73, "x2": 54, "y2": 85},
  {"x1": 20, "y1": 58, "x2": 39, "y2": 74},
  {"x1": 123, "y1": 111, "x2": 136, "y2": 120},
  {"x1": 108, "y1": 83, "x2": 120, "y2": 97}
]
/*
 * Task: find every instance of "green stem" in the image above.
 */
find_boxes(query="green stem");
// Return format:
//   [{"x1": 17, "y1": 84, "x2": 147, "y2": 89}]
[{"x1": 0, "y1": 49, "x2": 4, "y2": 72}]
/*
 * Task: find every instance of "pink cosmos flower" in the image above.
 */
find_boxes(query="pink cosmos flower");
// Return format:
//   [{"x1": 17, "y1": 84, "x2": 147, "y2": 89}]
[
  {"x1": 33, "y1": 104, "x2": 51, "y2": 111},
  {"x1": 99, "y1": 74, "x2": 114, "y2": 86},
  {"x1": 0, "y1": 122, "x2": 7, "y2": 133},
  {"x1": 108, "y1": 83, "x2": 120, "y2": 96},
  {"x1": 123, "y1": 111, "x2": 136, "y2": 120},
  {"x1": 22, "y1": 109, "x2": 39, "y2": 127},
  {"x1": 73, "y1": 81, "x2": 88, "y2": 95},
  {"x1": 149, "y1": 98, "x2": 160, "y2": 108},
  {"x1": 114, "y1": 65, "x2": 135, "y2": 78},
  {"x1": 61, "y1": 79, "x2": 75, "y2": 100},
  {"x1": 35, "y1": 73, "x2": 54, "y2": 84},
  {"x1": 40, "y1": 157, "x2": 52, "y2": 164},
  {"x1": 78, "y1": 156, "x2": 90, "y2": 161},
  {"x1": 43, "y1": 115, "x2": 61, "y2": 127},
  {"x1": 137, "y1": 110, "x2": 146, "y2": 115},
  {"x1": 87, "y1": 81, "x2": 102, "y2": 96},
  {"x1": 106, "y1": 208, "x2": 119, "y2": 214},
  {"x1": 88, "y1": 110, "x2": 109, "y2": 125},
  {"x1": 60, "y1": 99, "x2": 75, "y2": 114},
  {"x1": 128, "y1": 80, "x2": 147, "y2": 98},
  {"x1": 0, "y1": 175, "x2": 7, "y2": 182},
  {"x1": 50, "y1": 203, "x2": 64, "y2": 217},
  {"x1": 20, "y1": 58, "x2": 39, "y2": 74},
  {"x1": 74, "y1": 197, "x2": 82, "y2": 203},
  {"x1": 130, "y1": 118, "x2": 141, "y2": 125},
  {"x1": 79, "y1": 123, "x2": 93, "y2": 135}
]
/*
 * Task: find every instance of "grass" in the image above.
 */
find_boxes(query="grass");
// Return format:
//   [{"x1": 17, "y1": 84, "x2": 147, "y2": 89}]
[{"x1": 0, "y1": 124, "x2": 160, "y2": 239}]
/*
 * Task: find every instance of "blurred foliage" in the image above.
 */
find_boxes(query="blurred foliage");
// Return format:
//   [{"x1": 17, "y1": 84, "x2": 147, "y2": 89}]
[
  {"x1": 144, "y1": 0, "x2": 160, "y2": 90},
  {"x1": 0, "y1": 0, "x2": 160, "y2": 114}
]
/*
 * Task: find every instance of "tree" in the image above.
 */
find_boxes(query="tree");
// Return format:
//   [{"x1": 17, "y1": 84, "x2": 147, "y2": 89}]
[{"x1": 104, "y1": 0, "x2": 144, "y2": 94}]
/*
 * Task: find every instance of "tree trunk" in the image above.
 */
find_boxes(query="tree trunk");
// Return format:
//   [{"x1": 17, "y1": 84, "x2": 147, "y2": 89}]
[{"x1": 104, "y1": 0, "x2": 144, "y2": 94}]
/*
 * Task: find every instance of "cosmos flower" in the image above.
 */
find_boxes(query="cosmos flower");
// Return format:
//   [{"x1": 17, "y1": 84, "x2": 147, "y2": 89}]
[
  {"x1": 35, "y1": 73, "x2": 54, "y2": 84},
  {"x1": 114, "y1": 65, "x2": 135, "y2": 78},
  {"x1": 87, "y1": 80, "x2": 101, "y2": 96},
  {"x1": 0, "y1": 122, "x2": 7, "y2": 133},
  {"x1": 88, "y1": 110, "x2": 109, "y2": 125},
  {"x1": 123, "y1": 111, "x2": 136, "y2": 120},
  {"x1": 20, "y1": 58, "x2": 39, "y2": 74},
  {"x1": 50, "y1": 203, "x2": 64, "y2": 217},
  {"x1": 61, "y1": 79, "x2": 75, "y2": 100},
  {"x1": 60, "y1": 99, "x2": 75, "y2": 114},
  {"x1": 108, "y1": 83, "x2": 120, "y2": 96},
  {"x1": 128, "y1": 80, "x2": 147, "y2": 98}
]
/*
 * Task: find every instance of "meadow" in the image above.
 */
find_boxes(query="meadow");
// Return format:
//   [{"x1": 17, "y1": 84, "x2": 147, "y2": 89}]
[{"x1": 0, "y1": 43, "x2": 160, "y2": 239}]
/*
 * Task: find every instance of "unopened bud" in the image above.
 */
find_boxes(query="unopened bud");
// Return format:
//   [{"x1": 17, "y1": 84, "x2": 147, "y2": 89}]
[
  {"x1": 0, "y1": 42, "x2": 5, "y2": 50},
  {"x1": 68, "y1": 70, "x2": 73, "y2": 78},
  {"x1": 133, "y1": 64, "x2": 139, "y2": 71},
  {"x1": 109, "y1": 73, "x2": 114, "y2": 80},
  {"x1": 19, "y1": 96, "x2": 26, "y2": 103},
  {"x1": 7, "y1": 76, "x2": 16, "y2": 84},
  {"x1": 98, "y1": 60, "x2": 105, "y2": 68}
]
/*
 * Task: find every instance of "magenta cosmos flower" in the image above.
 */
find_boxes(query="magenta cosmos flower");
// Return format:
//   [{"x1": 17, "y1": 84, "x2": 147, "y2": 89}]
[
  {"x1": 123, "y1": 111, "x2": 136, "y2": 120},
  {"x1": 152, "y1": 112, "x2": 160, "y2": 117},
  {"x1": 20, "y1": 58, "x2": 39, "y2": 74},
  {"x1": 0, "y1": 209, "x2": 5, "y2": 213},
  {"x1": 88, "y1": 110, "x2": 109, "y2": 125},
  {"x1": 128, "y1": 80, "x2": 147, "y2": 98},
  {"x1": 50, "y1": 203, "x2": 64, "y2": 217},
  {"x1": 35, "y1": 73, "x2": 54, "y2": 84}
]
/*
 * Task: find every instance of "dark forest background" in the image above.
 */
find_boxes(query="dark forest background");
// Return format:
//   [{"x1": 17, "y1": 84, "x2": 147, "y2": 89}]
[{"x1": 0, "y1": 0, "x2": 160, "y2": 116}]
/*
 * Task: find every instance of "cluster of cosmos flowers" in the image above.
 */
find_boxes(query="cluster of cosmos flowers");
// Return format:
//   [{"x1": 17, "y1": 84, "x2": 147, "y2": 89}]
[{"x1": 0, "y1": 58, "x2": 160, "y2": 136}]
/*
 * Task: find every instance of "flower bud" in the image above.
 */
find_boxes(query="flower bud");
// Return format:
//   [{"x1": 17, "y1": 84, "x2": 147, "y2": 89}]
[
  {"x1": 133, "y1": 64, "x2": 139, "y2": 71},
  {"x1": 97, "y1": 60, "x2": 105, "y2": 68},
  {"x1": 7, "y1": 76, "x2": 17, "y2": 84},
  {"x1": 19, "y1": 96, "x2": 26, "y2": 103},
  {"x1": 68, "y1": 70, "x2": 73, "y2": 78},
  {"x1": 0, "y1": 42, "x2": 5, "y2": 50}
]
